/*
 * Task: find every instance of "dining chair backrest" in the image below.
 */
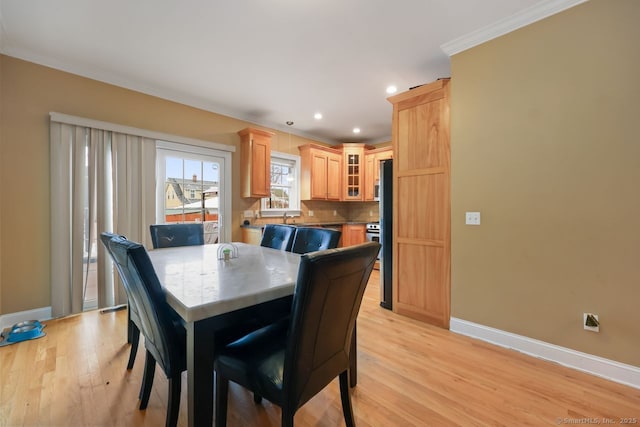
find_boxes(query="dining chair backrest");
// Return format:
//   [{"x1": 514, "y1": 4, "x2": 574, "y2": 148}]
[
  {"x1": 100, "y1": 232, "x2": 140, "y2": 319},
  {"x1": 284, "y1": 241, "x2": 379, "y2": 410},
  {"x1": 100, "y1": 232, "x2": 142, "y2": 369},
  {"x1": 260, "y1": 224, "x2": 297, "y2": 251},
  {"x1": 290, "y1": 227, "x2": 341, "y2": 254},
  {"x1": 104, "y1": 234, "x2": 185, "y2": 376},
  {"x1": 149, "y1": 223, "x2": 204, "y2": 249}
]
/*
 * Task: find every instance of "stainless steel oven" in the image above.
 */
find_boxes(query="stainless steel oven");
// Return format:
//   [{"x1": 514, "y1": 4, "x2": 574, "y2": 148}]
[{"x1": 366, "y1": 223, "x2": 380, "y2": 260}]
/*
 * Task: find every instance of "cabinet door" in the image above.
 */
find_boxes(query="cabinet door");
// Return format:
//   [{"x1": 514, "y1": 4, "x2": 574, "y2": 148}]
[
  {"x1": 326, "y1": 152, "x2": 342, "y2": 200},
  {"x1": 342, "y1": 145, "x2": 364, "y2": 201},
  {"x1": 241, "y1": 227, "x2": 262, "y2": 245},
  {"x1": 341, "y1": 224, "x2": 366, "y2": 247},
  {"x1": 388, "y1": 79, "x2": 450, "y2": 329},
  {"x1": 250, "y1": 133, "x2": 271, "y2": 197},
  {"x1": 364, "y1": 153, "x2": 375, "y2": 201},
  {"x1": 373, "y1": 148, "x2": 392, "y2": 183},
  {"x1": 310, "y1": 151, "x2": 328, "y2": 199},
  {"x1": 239, "y1": 128, "x2": 272, "y2": 198}
]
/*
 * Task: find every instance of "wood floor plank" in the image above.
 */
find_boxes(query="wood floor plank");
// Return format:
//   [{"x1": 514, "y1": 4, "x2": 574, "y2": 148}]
[{"x1": 1, "y1": 270, "x2": 638, "y2": 426}]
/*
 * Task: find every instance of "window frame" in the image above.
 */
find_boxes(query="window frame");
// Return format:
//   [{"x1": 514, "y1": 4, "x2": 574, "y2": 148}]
[
  {"x1": 155, "y1": 140, "x2": 232, "y2": 243},
  {"x1": 260, "y1": 151, "x2": 301, "y2": 218}
]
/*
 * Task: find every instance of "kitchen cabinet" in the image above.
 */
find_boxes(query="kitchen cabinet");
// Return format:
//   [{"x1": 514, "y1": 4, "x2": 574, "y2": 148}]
[
  {"x1": 299, "y1": 144, "x2": 342, "y2": 200},
  {"x1": 340, "y1": 143, "x2": 366, "y2": 201},
  {"x1": 364, "y1": 146, "x2": 392, "y2": 201},
  {"x1": 241, "y1": 226, "x2": 263, "y2": 245},
  {"x1": 364, "y1": 153, "x2": 376, "y2": 201},
  {"x1": 387, "y1": 78, "x2": 451, "y2": 329},
  {"x1": 340, "y1": 224, "x2": 366, "y2": 247},
  {"x1": 238, "y1": 127, "x2": 273, "y2": 198}
]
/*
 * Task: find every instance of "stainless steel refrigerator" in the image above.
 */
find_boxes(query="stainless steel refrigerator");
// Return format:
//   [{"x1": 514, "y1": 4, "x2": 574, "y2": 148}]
[{"x1": 379, "y1": 159, "x2": 393, "y2": 309}]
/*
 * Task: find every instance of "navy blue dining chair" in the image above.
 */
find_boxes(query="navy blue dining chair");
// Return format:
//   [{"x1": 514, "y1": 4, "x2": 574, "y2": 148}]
[
  {"x1": 100, "y1": 232, "x2": 142, "y2": 371},
  {"x1": 103, "y1": 233, "x2": 186, "y2": 427},
  {"x1": 102, "y1": 233, "x2": 269, "y2": 427},
  {"x1": 214, "y1": 242, "x2": 380, "y2": 427},
  {"x1": 290, "y1": 227, "x2": 341, "y2": 254},
  {"x1": 149, "y1": 223, "x2": 204, "y2": 249},
  {"x1": 260, "y1": 224, "x2": 297, "y2": 251}
]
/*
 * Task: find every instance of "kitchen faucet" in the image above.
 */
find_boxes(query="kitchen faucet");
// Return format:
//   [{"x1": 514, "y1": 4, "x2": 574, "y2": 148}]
[{"x1": 283, "y1": 212, "x2": 288, "y2": 224}]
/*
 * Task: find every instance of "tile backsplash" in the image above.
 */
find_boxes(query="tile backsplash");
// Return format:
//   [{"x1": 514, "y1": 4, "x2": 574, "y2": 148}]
[{"x1": 242, "y1": 200, "x2": 379, "y2": 226}]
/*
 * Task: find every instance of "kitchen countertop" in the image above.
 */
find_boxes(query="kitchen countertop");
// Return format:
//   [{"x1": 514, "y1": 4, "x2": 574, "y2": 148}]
[{"x1": 241, "y1": 221, "x2": 372, "y2": 229}]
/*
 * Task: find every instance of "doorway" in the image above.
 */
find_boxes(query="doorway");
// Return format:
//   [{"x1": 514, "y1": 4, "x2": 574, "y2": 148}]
[{"x1": 156, "y1": 141, "x2": 232, "y2": 243}]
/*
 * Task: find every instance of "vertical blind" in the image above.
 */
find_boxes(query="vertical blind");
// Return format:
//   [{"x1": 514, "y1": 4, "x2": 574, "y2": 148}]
[{"x1": 49, "y1": 119, "x2": 155, "y2": 318}]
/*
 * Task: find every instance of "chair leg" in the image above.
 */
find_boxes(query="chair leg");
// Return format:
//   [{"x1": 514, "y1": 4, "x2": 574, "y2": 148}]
[
  {"x1": 166, "y1": 376, "x2": 181, "y2": 427},
  {"x1": 281, "y1": 409, "x2": 295, "y2": 427},
  {"x1": 127, "y1": 325, "x2": 140, "y2": 370},
  {"x1": 127, "y1": 310, "x2": 133, "y2": 343},
  {"x1": 139, "y1": 351, "x2": 156, "y2": 409},
  {"x1": 215, "y1": 375, "x2": 229, "y2": 427},
  {"x1": 339, "y1": 371, "x2": 355, "y2": 427}
]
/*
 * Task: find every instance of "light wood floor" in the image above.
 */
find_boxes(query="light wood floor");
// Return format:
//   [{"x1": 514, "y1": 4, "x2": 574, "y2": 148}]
[{"x1": 1, "y1": 270, "x2": 639, "y2": 426}]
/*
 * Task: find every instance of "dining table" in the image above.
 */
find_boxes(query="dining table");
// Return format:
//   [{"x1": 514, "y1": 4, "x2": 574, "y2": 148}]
[{"x1": 147, "y1": 242, "x2": 360, "y2": 427}]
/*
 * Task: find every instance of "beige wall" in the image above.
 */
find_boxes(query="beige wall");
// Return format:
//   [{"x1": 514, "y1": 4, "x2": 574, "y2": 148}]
[
  {"x1": 451, "y1": 0, "x2": 640, "y2": 366},
  {"x1": 0, "y1": 55, "x2": 333, "y2": 315},
  {"x1": 0, "y1": 54, "x2": 4, "y2": 314}
]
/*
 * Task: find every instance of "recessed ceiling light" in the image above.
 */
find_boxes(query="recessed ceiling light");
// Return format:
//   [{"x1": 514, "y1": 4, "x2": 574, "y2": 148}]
[
  {"x1": 353, "y1": 127, "x2": 361, "y2": 134},
  {"x1": 386, "y1": 85, "x2": 397, "y2": 94},
  {"x1": 314, "y1": 112, "x2": 323, "y2": 120}
]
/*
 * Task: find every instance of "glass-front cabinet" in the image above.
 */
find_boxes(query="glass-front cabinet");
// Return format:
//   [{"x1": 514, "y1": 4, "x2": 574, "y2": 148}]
[{"x1": 341, "y1": 143, "x2": 365, "y2": 201}]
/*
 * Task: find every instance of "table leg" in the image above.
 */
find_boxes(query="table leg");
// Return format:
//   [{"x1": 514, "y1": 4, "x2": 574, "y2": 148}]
[
  {"x1": 349, "y1": 323, "x2": 357, "y2": 387},
  {"x1": 186, "y1": 320, "x2": 215, "y2": 427}
]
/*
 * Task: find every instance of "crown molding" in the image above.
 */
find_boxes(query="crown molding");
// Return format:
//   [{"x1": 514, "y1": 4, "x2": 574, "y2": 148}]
[
  {"x1": 441, "y1": 0, "x2": 589, "y2": 57},
  {"x1": 1, "y1": 46, "x2": 340, "y2": 146}
]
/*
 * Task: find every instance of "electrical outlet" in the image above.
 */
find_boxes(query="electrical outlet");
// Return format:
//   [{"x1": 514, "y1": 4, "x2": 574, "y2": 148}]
[
  {"x1": 333, "y1": 210, "x2": 337, "y2": 216},
  {"x1": 308, "y1": 210, "x2": 314, "y2": 217},
  {"x1": 369, "y1": 210, "x2": 373, "y2": 217},
  {"x1": 583, "y1": 313, "x2": 600, "y2": 332},
  {"x1": 465, "y1": 212, "x2": 481, "y2": 225}
]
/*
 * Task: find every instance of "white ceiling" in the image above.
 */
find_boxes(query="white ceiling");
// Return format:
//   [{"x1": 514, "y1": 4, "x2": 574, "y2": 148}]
[{"x1": 0, "y1": 0, "x2": 585, "y2": 144}]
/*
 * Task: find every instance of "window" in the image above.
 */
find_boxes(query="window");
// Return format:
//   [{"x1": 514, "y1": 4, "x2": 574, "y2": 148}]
[
  {"x1": 261, "y1": 151, "x2": 301, "y2": 216},
  {"x1": 156, "y1": 141, "x2": 232, "y2": 243}
]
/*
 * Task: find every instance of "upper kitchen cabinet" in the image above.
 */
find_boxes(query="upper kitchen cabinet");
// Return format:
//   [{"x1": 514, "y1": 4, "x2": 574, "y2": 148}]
[
  {"x1": 238, "y1": 127, "x2": 273, "y2": 198},
  {"x1": 364, "y1": 146, "x2": 392, "y2": 201},
  {"x1": 388, "y1": 78, "x2": 450, "y2": 329},
  {"x1": 340, "y1": 143, "x2": 365, "y2": 201},
  {"x1": 299, "y1": 144, "x2": 342, "y2": 200}
]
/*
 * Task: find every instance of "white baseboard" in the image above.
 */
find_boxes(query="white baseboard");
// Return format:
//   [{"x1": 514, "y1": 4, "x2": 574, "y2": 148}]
[
  {"x1": 450, "y1": 317, "x2": 640, "y2": 390},
  {"x1": 0, "y1": 307, "x2": 52, "y2": 330}
]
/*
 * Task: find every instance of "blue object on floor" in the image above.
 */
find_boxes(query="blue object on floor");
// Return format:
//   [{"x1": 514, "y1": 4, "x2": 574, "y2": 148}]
[{"x1": 0, "y1": 320, "x2": 46, "y2": 346}]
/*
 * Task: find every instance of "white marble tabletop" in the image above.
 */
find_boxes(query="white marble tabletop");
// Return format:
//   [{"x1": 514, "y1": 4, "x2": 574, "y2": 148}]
[{"x1": 147, "y1": 242, "x2": 301, "y2": 323}]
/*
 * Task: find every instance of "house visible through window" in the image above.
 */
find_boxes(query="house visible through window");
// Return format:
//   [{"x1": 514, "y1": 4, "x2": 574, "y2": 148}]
[{"x1": 261, "y1": 151, "x2": 300, "y2": 215}]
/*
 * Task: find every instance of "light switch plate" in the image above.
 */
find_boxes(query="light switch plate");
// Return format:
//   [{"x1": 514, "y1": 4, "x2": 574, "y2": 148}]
[
  {"x1": 243, "y1": 210, "x2": 254, "y2": 218},
  {"x1": 308, "y1": 210, "x2": 314, "y2": 217},
  {"x1": 465, "y1": 212, "x2": 481, "y2": 225}
]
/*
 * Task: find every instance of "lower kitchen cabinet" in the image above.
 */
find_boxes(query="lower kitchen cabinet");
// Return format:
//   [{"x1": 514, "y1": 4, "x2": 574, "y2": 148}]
[
  {"x1": 241, "y1": 227, "x2": 262, "y2": 245},
  {"x1": 340, "y1": 224, "x2": 366, "y2": 247}
]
